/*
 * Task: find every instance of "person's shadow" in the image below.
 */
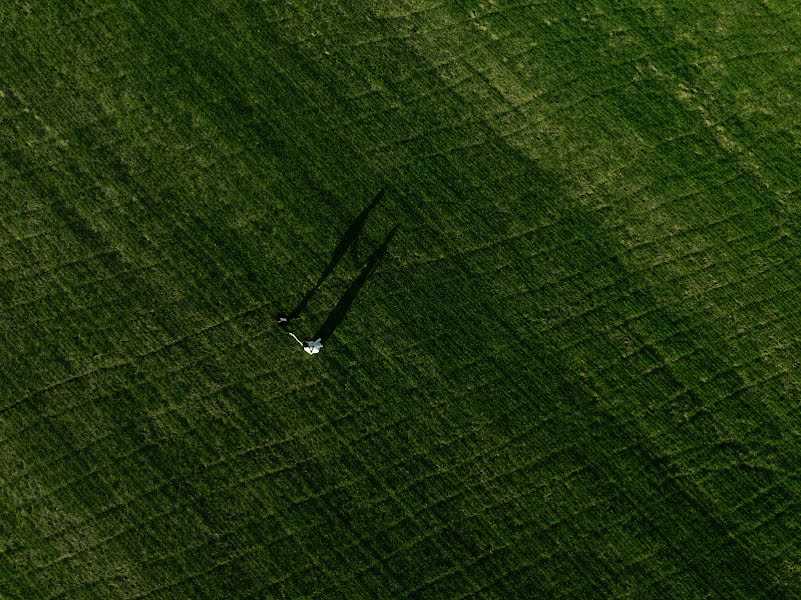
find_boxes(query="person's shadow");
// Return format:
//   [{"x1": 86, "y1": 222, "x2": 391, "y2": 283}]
[
  {"x1": 313, "y1": 226, "x2": 398, "y2": 344},
  {"x1": 288, "y1": 189, "x2": 386, "y2": 320}
]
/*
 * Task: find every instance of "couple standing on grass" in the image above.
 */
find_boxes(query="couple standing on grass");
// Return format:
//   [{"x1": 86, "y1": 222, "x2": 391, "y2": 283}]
[
  {"x1": 276, "y1": 189, "x2": 395, "y2": 356},
  {"x1": 276, "y1": 314, "x2": 322, "y2": 355}
]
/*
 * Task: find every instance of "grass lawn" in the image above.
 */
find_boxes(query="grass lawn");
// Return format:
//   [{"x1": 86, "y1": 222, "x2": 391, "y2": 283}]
[{"x1": 3, "y1": 1, "x2": 801, "y2": 598}]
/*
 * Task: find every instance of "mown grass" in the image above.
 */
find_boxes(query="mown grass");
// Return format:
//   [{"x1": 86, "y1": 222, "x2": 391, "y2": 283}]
[{"x1": 2, "y1": 1, "x2": 801, "y2": 598}]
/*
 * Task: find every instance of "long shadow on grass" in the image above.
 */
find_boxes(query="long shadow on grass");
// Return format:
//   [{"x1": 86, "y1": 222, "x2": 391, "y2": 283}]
[
  {"x1": 289, "y1": 189, "x2": 386, "y2": 320},
  {"x1": 314, "y1": 226, "x2": 397, "y2": 344}
]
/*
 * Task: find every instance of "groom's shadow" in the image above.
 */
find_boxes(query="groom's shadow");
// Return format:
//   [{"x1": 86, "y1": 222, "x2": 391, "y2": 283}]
[{"x1": 287, "y1": 189, "x2": 386, "y2": 321}]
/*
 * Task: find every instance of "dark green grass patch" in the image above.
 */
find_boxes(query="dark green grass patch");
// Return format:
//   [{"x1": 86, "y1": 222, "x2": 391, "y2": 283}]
[{"x1": 2, "y1": 1, "x2": 801, "y2": 598}]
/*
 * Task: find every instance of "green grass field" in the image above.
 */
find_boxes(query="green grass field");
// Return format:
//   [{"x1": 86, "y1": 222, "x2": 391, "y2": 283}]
[{"x1": 3, "y1": 1, "x2": 801, "y2": 597}]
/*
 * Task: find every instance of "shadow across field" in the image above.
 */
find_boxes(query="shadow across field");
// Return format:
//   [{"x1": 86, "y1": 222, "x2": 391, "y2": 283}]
[
  {"x1": 314, "y1": 225, "x2": 397, "y2": 344},
  {"x1": 289, "y1": 189, "x2": 386, "y2": 320}
]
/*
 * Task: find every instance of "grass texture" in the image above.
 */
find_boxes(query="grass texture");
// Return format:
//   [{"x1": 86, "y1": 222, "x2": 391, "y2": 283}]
[{"x1": 2, "y1": 1, "x2": 801, "y2": 598}]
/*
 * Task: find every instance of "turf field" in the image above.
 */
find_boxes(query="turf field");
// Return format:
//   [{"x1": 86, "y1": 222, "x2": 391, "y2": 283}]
[{"x1": 2, "y1": 1, "x2": 801, "y2": 598}]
